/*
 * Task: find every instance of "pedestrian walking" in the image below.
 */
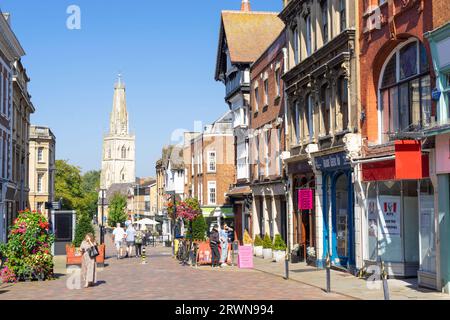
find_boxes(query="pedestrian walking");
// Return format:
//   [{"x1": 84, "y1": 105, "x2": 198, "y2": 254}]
[
  {"x1": 80, "y1": 233, "x2": 97, "y2": 288},
  {"x1": 219, "y1": 223, "x2": 232, "y2": 267},
  {"x1": 209, "y1": 224, "x2": 220, "y2": 268},
  {"x1": 112, "y1": 223, "x2": 126, "y2": 259},
  {"x1": 135, "y1": 226, "x2": 144, "y2": 258},
  {"x1": 125, "y1": 223, "x2": 136, "y2": 258}
]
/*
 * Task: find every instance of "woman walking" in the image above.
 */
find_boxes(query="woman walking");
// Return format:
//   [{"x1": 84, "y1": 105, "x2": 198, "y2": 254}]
[{"x1": 80, "y1": 233, "x2": 97, "y2": 288}]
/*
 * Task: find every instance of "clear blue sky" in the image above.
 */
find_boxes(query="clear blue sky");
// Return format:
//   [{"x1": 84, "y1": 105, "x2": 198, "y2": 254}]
[{"x1": 0, "y1": 0, "x2": 281, "y2": 177}]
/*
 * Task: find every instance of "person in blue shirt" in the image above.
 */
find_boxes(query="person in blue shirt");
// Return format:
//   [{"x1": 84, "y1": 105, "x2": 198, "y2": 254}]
[{"x1": 219, "y1": 223, "x2": 233, "y2": 267}]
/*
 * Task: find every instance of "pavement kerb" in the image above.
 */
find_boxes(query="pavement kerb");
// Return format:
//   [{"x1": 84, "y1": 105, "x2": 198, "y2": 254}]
[{"x1": 251, "y1": 265, "x2": 361, "y2": 300}]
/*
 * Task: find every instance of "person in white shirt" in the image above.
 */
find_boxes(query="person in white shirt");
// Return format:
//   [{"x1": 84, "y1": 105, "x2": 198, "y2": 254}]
[{"x1": 112, "y1": 223, "x2": 126, "y2": 259}]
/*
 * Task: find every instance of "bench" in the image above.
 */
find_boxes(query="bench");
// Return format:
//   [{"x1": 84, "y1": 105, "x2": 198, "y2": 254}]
[{"x1": 66, "y1": 244, "x2": 106, "y2": 268}]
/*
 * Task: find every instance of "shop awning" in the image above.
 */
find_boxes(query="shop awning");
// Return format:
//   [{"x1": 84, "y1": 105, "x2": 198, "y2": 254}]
[
  {"x1": 226, "y1": 186, "x2": 252, "y2": 197},
  {"x1": 201, "y1": 206, "x2": 234, "y2": 218},
  {"x1": 362, "y1": 140, "x2": 429, "y2": 181}
]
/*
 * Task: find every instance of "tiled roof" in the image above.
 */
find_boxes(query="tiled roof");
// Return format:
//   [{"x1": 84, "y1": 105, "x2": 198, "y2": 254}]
[{"x1": 221, "y1": 11, "x2": 285, "y2": 64}]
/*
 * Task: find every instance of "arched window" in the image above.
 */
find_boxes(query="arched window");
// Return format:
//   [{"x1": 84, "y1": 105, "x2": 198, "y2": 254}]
[
  {"x1": 379, "y1": 39, "x2": 431, "y2": 142},
  {"x1": 121, "y1": 146, "x2": 126, "y2": 159},
  {"x1": 320, "y1": 84, "x2": 331, "y2": 135}
]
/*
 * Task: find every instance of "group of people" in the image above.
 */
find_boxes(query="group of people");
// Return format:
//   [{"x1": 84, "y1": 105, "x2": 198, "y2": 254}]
[
  {"x1": 112, "y1": 222, "x2": 147, "y2": 259},
  {"x1": 209, "y1": 222, "x2": 233, "y2": 268}
]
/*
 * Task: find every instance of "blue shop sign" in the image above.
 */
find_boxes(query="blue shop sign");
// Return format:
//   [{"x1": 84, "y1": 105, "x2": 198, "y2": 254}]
[
  {"x1": 432, "y1": 88, "x2": 441, "y2": 101},
  {"x1": 315, "y1": 152, "x2": 350, "y2": 171}
]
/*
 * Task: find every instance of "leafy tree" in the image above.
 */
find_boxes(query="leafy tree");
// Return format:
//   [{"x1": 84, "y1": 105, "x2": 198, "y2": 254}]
[
  {"x1": 73, "y1": 214, "x2": 95, "y2": 247},
  {"x1": 55, "y1": 160, "x2": 84, "y2": 211},
  {"x1": 108, "y1": 193, "x2": 128, "y2": 227},
  {"x1": 190, "y1": 214, "x2": 208, "y2": 241}
]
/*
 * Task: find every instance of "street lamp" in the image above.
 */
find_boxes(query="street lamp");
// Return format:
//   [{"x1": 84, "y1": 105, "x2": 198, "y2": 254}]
[{"x1": 99, "y1": 189, "x2": 106, "y2": 245}]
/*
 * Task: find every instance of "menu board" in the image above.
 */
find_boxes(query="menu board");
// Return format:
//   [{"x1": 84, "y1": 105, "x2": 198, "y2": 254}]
[
  {"x1": 378, "y1": 196, "x2": 401, "y2": 237},
  {"x1": 298, "y1": 189, "x2": 313, "y2": 210},
  {"x1": 238, "y1": 246, "x2": 254, "y2": 269}
]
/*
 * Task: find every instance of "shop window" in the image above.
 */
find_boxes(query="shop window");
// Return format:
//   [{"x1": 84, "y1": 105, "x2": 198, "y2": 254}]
[
  {"x1": 367, "y1": 182, "x2": 377, "y2": 261},
  {"x1": 335, "y1": 174, "x2": 349, "y2": 259},
  {"x1": 379, "y1": 40, "x2": 432, "y2": 142},
  {"x1": 403, "y1": 180, "x2": 419, "y2": 263},
  {"x1": 419, "y1": 179, "x2": 436, "y2": 274}
]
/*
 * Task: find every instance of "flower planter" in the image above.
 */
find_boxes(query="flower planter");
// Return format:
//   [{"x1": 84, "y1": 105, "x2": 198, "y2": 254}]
[
  {"x1": 254, "y1": 246, "x2": 263, "y2": 257},
  {"x1": 262, "y1": 248, "x2": 272, "y2": 259},
  {"x1": 272, "y1": 250, "x2": 285, "y2": 262}
]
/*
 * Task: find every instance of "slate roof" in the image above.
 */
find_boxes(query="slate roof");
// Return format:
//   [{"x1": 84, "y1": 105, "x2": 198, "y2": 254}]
[{"x1": 104, "y1": 183, "x2": 133, "y2": 205}]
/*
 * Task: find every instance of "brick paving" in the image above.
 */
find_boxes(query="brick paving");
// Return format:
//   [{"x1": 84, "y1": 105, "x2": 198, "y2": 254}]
[{"x1": 0, "y1": 234, "x2": 349, "y2": 300}]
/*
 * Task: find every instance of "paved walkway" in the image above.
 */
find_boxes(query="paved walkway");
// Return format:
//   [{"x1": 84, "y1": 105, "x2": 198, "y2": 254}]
[
  {"x1": 251, "y1": 255, "x2": 450, "y2": 300},
  {"x1": 0, "y1": 235, "x2": 347, "y2": 300}
]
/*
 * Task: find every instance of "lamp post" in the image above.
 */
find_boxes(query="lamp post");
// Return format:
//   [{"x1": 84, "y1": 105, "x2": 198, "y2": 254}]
[{"x1": 100, "y1": 189, "x2": 106, "y2": 245}]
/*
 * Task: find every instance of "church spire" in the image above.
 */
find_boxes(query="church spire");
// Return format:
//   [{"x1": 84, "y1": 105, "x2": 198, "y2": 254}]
[
  {"x1": 241, "y1": 0, "x2": 251, "y2": 12},
  {"x1": 110, "y1": 74, "x2": 129, "y2": 135}
]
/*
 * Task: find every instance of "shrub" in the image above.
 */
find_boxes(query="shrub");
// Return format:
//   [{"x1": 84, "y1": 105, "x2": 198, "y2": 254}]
[
  {"x1": 273, "y1": 234, "x2": 287, "y2": 251},
  {"x1": 262, "y1": 234, "x2": 272, "y2": 249},
  {"x1": 73, "y1": 214, "x2": 95, "y2": 247},
  {"x1": 1, "y1": 209, "x2": 54, "y2": 282},
  {"x1": 190, "y1": 214, "x2": 208, "y2": 241},
  {"x1": 243, "y1": 230, "x2": 253, "y2": 245},
  {"x1": 254, "y1": 235, "x2": 263, "y2": 247}
]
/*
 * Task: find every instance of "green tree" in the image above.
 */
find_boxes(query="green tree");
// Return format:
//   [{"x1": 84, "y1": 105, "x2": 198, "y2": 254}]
[
  {"x1": 55, "y1": 160, "x2": 84, "y2": 211},
  {"x1": 73, "y1": 214, "x2": 95, "y2": 247},
  {"x1": 108, "y1": 193, "x2": 128, "y2": 227},
  {"x1": 190, "y1": 214, "x2": 208, "y2": 241}
]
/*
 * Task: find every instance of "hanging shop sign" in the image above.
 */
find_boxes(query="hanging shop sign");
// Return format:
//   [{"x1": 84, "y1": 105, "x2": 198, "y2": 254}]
[
  {"x1": 379, "y1": 196, "x2": 401, "y2": 237},
  {"x1": 298, "y1": 189, "x2": 313, "y2": 210},
  {"x1": 315, "y1": 152, "x2": 350, "y2": 171},
  {"x1": 395, "y1": 140, "x2": 424, "y2": 180}
]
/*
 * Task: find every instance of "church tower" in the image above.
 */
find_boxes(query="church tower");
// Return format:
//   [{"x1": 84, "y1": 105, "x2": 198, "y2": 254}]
[{"x1": 100, "y1": 75, "x2": 136, "y2": 190}]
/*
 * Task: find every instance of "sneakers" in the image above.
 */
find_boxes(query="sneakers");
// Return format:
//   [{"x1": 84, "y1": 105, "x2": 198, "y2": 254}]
[{"x1": 221, "y1": 263, "x2": 227, "y2": 268}]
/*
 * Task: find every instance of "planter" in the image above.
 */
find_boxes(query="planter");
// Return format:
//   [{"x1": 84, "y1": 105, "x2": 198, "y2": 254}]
[
  {"x1": 254, "y1": 246, "x2": 263, "y2": 257},
  {"x1": 263, "y1": 248, "x2": 272, "y2": 259},
  {"x1": 272, "y1": 250, "x2": 285, "y2": 262}
]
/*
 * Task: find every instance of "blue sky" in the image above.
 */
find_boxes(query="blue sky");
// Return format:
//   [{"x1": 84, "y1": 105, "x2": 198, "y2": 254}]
[{"x1": 0, "y1": 0, "x2": 281, "y2": 177}]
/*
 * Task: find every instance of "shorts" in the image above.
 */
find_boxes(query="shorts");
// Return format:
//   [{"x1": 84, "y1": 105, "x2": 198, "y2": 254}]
[
  {"x1": 126, "y1": 241, "x2": 134, "y2": 247},
  {"x1": 115, "y1": 241, "x2": 122, "y2": 250}
]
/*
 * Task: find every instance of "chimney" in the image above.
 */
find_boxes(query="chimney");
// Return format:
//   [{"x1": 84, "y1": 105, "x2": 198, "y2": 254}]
[{"x1": 241, "y1": 0, "x2": 251, "y2": 12}]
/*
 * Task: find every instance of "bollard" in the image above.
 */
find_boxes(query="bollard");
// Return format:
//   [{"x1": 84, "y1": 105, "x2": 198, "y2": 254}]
[
  {"x1": 141, "y1": 245, "x2": 147, "y2": 264},
  {"x1": 381, "y1": 260, "x2": 390, "y2": 300},
  {"x1": 326, "y1": 252, "x2": 331, "y2": 293},
  {"x1": 284, "y1": 250, "x2": 289, "y2": 280}
]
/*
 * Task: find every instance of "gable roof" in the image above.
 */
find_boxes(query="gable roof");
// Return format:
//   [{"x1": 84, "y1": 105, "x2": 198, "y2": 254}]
[{"x1": 215, "y1": 11, "x2": 285, "y2": 80}]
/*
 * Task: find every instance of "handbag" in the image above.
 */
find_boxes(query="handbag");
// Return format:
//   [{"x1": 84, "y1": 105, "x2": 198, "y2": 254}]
[{"x1": 87, "y1": 241, "x2": 99, "y2": 259}]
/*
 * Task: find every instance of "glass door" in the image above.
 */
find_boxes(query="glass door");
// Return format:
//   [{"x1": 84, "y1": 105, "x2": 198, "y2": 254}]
[{"x1": 333, "y1": 174, "x2": 349, "y2": 266}]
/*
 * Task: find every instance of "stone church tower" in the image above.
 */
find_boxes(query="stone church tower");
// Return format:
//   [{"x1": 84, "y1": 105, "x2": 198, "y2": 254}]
[{"x1": 100, "y1": 76, "x2": 136, "y2": 190}]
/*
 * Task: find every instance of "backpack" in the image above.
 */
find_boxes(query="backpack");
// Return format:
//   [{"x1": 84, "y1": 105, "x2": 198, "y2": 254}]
[{"x1": 135, "y1": 231, "x2": 143, "y2": 244}]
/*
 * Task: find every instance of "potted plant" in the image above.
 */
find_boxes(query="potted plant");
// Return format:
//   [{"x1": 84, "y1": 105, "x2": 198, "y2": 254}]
[
  {"x1": 272, "y1": 234, "x2": 287, "y2": 262},
  {"x1": 253, "y1": 235, "x2": 263, "y2": 257},
  {"x1": 262, "y1": 234, "x2": 273, "y2": 259},
  {"x1": 243, "y1": 230, "x2": 253, "y2": 246}
]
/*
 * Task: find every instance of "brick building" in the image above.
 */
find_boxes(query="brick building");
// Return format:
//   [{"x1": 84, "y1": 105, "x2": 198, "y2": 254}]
[
  {"x1": 183, "y1": 112, "x2": 236, "y2": 234},
  {"x1": 354, "y1": 0, "x2": 449, "y2": 291},
  {"x1": 249, "y1": 31, "x2": 288, "y2": 242}
]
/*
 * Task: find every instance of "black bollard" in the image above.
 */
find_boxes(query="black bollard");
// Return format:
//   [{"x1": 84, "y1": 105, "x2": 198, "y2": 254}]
[
  {"x1": 326, "y1": 252, "x2": 331, "y2": 293},
  {"x1": 141, "y1": 245, "x2": 147, "y2": 264},
  {"x1": 284, "y1": 250, "x2": 289, "y2": 280}
]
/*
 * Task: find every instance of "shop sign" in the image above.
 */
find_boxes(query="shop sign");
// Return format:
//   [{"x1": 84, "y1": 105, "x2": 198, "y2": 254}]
[
  {"x1": 315, "y1": 152, "x2": 349, "y2": 171},
  {"x1": 298, "y1": 189, "x2": 313, "y2": 210},
  {"x1": 238, "y1": 245, "x2": 254, "y2": 269},
  {"x1": 379, "y1": 196, "x2": 401, "y2": 237}
]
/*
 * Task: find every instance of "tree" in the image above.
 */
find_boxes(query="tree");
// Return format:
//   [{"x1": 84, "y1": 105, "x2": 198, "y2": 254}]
[
  {"x1": 55, "y1": 160, "x2": 84, "y2": 211},
  {"x1": 73, "y1": 214, "x2": 95, "y2": 247},
  {"x1": 108, "y1": 193, "x2": 128, "y2": 227},
  {"x1": 190, "y1": 214, "x2": 208, "y2": 241}
]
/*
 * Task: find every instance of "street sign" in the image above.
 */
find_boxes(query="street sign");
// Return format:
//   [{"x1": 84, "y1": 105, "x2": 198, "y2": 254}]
[{"x1": 52, "y1": 201, "x2": 61, "y2": 210}]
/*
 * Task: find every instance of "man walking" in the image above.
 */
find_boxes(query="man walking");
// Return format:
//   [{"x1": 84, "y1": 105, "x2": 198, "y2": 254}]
[
  {"x1": 209, "y1": 225, "x2": 220, "y2": 268},
  {"x1": 125, "y1": 223, "x2": 136, "y2": 258},
  {"x1": 112, "y1": 223, "x2": 126, "y2": 259}
]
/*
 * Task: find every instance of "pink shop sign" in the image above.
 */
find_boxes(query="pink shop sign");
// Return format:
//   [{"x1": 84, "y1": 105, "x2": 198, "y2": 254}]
[
  {"x1": 298, "y1": 189, "x2": 314, "y2": 210},
  {"x1": 436, "y1": 133, "x2": 450, "y2": 174},
  {"x1": 238, "y1": 246, "x2": 254, "y2": 269}
]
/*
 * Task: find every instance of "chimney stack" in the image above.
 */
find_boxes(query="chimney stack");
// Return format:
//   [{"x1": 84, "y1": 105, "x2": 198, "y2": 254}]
[{"x1": 241, "y1": 0, "x2": 251, "y2": 12}]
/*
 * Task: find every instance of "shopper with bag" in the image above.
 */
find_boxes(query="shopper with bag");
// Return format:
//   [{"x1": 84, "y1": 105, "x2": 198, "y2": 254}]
[{"x1": 80, "y1": 233, "x2": 98, "y2": 288}]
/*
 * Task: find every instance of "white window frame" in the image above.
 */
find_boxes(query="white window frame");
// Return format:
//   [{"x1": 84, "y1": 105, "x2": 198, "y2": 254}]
[
  {"x1": 207, "y1": 151, "x2": 216, "y2": 173},
  {"x1": 37, "y1": 147, "x2": 44, "y2": 163},
  {"x1": 37, "y1": 173, "x2": 44, "y2": 193},
  {"x1": 208, "y1": 181, "x2": 216, "y2": 205}
]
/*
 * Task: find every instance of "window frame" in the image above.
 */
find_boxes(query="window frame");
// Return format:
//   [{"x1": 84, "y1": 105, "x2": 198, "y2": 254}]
[
  {"x1": 208, "y1": 181, "x2": 217, "y2": 205},
  {"x1": 207, "y1": 150, "x2": 216, "y2": 173}
]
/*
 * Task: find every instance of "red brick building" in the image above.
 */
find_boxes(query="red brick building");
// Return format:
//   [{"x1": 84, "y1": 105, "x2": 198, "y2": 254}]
[{"x1": 249, "y1": 31, "x2": 287, "y2": 242}]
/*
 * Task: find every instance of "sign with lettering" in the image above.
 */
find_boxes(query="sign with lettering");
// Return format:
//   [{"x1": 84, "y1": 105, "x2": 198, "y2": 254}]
[
  {"x1": 315, "y1": 152, "x2": 350, "y2": 171},
  {"x1": 238, "y1": 245, "x2": 254, "y2": 269},
  {"x1": 379, "y1": 196, "x2": 401, "y2": 237},
  {"x1": 298, "y1": 189, "x2": 313, "y2": 210}
]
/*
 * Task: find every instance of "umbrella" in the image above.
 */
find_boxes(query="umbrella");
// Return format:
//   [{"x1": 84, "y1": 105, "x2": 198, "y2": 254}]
[{"x1": 135, "y1": 218, "x2": 159, "y2": 226}]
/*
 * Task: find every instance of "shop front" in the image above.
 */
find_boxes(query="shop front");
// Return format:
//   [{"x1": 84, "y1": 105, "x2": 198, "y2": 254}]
[
  {"x1": 360, "y1": 141, "x2": 435, "y2": 285},
  {"x1": 201, "y1": 206, "x2": 234, "y2": 235},
  {"x1": 287, "y1": 159, "x2": 315, "y2": 263},
  {"x1": 315, "y1": 152, "x2": 354, "y2": 270}
]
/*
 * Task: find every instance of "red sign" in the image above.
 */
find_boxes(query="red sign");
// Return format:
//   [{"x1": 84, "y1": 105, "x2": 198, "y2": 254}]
[{"x1": 298, "y1": 189, "x2": 313, "y2": 210}]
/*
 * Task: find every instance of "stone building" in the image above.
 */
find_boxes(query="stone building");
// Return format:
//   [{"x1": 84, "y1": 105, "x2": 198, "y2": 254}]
[
  {"x1": 0, "y1": 12, "x2": 26, "y2": 242},
  {"x1": 280, "y1": 0, "x2": 360, "y2": 269},
  {"x1": 249, "y1": 31, "x2": 288, "y2": 242},
  {"x1": 28, "y1": 126, "x2": 55, "y2": 217},
  {"x1": 214, "y1": 0, "x2": 285, "y2": 243}
]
